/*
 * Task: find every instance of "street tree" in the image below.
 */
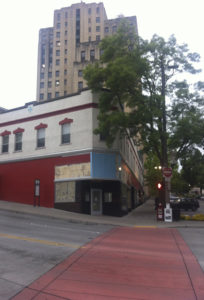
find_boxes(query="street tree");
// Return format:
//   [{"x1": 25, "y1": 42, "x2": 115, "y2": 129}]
[
  {"x1": 143, "y1": 153, "x2": 163, "y2": 196},
  {"x1": 180, "y1": 149, "x2": 204, "y2": 195},
  {"x1": 84, "y1": 21, "x2": 204, "y2": 170}
]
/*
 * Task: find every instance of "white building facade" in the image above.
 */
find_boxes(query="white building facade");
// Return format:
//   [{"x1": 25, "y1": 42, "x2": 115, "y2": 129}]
[{"x1": 0, "y1": 90, "x2": 144, "y2": 216}]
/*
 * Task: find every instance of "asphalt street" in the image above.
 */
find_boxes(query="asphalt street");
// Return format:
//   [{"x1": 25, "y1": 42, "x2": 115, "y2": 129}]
[
  {"x1": 178, "y1": 227, "x2": 204, "y2": 272},
  {"x1": 12, "y1": 227, "x2": 204, "y2": 300},
  {"x1": 0, "y1": 210, "x2": 113, "y2": 300},
  {"x1": 0, "y1": 199, "x2": 204, "y2": 299}
]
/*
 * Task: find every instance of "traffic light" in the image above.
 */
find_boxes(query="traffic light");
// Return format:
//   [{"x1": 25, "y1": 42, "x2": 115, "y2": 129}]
[{"x1": 157, "y1": 182, "x2": 162, "y2": 190}]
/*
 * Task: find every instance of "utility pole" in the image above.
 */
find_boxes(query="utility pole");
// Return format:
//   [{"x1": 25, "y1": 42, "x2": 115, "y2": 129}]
[{"x1": 161, "y1": 58, "x2": 170, "y2": 206}]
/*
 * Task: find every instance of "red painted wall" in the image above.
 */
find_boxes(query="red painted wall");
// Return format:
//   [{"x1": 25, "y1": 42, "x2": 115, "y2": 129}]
[{"x1": 0, "y1": 153, "x2": 90, "y2": 207}]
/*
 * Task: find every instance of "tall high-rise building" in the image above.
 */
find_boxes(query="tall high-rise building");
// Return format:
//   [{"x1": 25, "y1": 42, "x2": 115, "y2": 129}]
[{"x1": 36, "y1": 2, "x2": 137, "y2": 102}]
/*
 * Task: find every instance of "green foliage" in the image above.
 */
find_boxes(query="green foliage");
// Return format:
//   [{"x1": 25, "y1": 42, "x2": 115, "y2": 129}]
[
  {"x1": 171, "y1": 171, "x2": 190, "y2": 195},
  {"x1": 180, "y1": 149, "x2": 204, "y2": 193},
  {"x1": 144, "y1": 153, "x2": 190, "y2": 196},
  {"x1": 144, "y1": 154, "x2": 162, "y2": 195},
  {"x1": 168, "y1": 80, "x2": 204, "y2": 157},
  {"x1": 84, "y1": 20, "x2": 204, "y2": 168}
]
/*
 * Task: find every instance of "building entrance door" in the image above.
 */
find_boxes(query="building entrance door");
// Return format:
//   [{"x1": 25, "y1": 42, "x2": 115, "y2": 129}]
[{"x1": 91, "y1": 189, "x2": 102, "y2": 215}]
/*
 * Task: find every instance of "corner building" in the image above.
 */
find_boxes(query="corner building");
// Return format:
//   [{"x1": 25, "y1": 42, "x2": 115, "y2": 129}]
[
  {"x1": 36, "y1": 2, "x2": 137, "y2": 101},
  {"x1": 0, "y1": 90, "x2": 144, "y2": 216}
]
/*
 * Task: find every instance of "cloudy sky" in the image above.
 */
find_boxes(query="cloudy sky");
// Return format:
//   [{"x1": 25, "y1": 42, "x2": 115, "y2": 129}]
[{"x1": 0, "y1": 0, "x2": 203, "y2": 109}]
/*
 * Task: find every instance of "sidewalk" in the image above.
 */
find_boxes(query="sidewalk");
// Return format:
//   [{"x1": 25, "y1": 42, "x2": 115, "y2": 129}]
[
  {"x1": 0, "y1": 198, "x2": 203, "y2": 228},
  {"x1": 12, "y1": 227, "x2": 204, "y2": 300}
]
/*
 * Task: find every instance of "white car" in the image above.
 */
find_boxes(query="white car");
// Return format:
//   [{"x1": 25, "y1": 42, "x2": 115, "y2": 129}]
[{"x1": 170, "y1": 195, "x2": 181, "y2": 204}]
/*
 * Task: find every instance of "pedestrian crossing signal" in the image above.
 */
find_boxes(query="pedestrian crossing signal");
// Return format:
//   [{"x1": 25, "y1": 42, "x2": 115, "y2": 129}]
[{"x1": 157, "y1": 182, "x2": 162, "y2": 190}]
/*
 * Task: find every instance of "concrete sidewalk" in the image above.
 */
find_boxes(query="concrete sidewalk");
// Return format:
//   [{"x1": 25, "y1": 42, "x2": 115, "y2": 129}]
[
  {"x1": 0, "y1": 198, "x2": 204, "y2": 228},
  {"x1": 12, "y1": 227, "x2": 204, "y2": 300}
]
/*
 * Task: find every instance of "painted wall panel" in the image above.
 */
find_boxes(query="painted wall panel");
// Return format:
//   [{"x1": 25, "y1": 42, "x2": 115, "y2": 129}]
[
  {"x1": 55, "y1": 162, "x2": 91, "y2": 180},
  {"x1": 0, "y1": 153, "x2": 90, "y2": 207},
  {"x1": 91, "y1": 152, "x2": 116, "y2": 180}
]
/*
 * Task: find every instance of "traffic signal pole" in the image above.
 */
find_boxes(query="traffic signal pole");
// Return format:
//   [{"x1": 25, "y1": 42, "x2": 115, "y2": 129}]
[{"x1": 162, "y1": 167, "x2": 173, "y2": 222}]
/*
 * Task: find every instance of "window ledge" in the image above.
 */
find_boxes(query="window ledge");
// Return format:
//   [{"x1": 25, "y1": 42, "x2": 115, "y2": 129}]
[
  {"x1": 60, "y1": 142, "x2": 71, "y2": 146},
  {"x1": 35, "y1": 147, "x2": 46, "y2": 150}
]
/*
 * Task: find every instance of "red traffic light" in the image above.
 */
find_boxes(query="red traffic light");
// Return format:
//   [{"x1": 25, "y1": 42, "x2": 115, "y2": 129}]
[{"x1": 157, "y1": 182, "x2": 162, "y2": 190}]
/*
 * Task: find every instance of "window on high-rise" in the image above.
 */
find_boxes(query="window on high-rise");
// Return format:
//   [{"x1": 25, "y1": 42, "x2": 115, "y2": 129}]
[
  {"x1": 105, "y1": 27, "x2": 109, "y2": 33},
  {"x1": 48, "y1": 93, "x2": 52, "y2": 99},
  {"x1": 40, "y1": 82, "x2": 44, "y2": 88},
  {"x1": 48, "y1": 72, "x2": 52, "y2": 78},
  {"x1": 65, "y1": 30, "x2": 67, "y2": 36},
  {"x1": 40, "y1": 72, "x2": 44, "y2": 79},
  {"x1": 41, "y1": 44, "x2": 45, "y2": 54},
  {"x1": 90, "y1": 49, "x2": 95, "y2": 60},
  {"x1": 96, "y1": 17, "x2": 100, "y2": 23},
  {"x1": 40, "y1": 93, "x2": 44, "y2": 100},
  {"x1": 78, "y1": 81, "x2": 83, "y2": 91},
  {"x1": 96, "y1": 7, "x2": 100, "y2": 14},
  {"x1": 99, "y1": 133, "x2": 106, "y2": 141},
  {"x1": 78, "y1": 70, "x2": 83, "y2": 77},
  {"x1": 100, "y1": 49, "x2": 104, "y2": 57},
  {"x1": 76, "y1": 9, "x2": 80, "y2": 18},
  {"x1": 64, "y1": 79, "x2": 67, "y2": 85},
  {"x1": 65, "y1": 11, "x2": 68, "y2": 18},
  {"x1": 88, "y1": 18, "x2": 91, "y2": 24},
  {"x1": 56, "y1": 50, "x2": 60, "y2": 56},
  {"x1": 49, "y1": 56, "x2": 52, "y2": 66},
  {"x1": 55, "y1": 80, "x2": 60, "y2": 86},
  {"x1": 65, "y1": 49, "x2": 68, "y2": 55},
  {"x1": 56, "y1": 59, "x2": 60, "y2": 65},
  {"x1": 65, "y1": 40, "x2": 67, "y2": 45},
  {"x1": 65, "y1": 21, "x2": 68, "y2": 27},
  {"x1": 56, "y1": 70, "x2": 60, "y2": 77},
  {"x1": 56, "y1": 41, "x2": 60, "y2": 46},
  {"x1": 55, "y1": 92, "x2": 59, "y2": 98},
  {"x1": 64, "y1": 69, "x2": 67, "y2": 75},
  {"x1": 57, "y1": 13, "x2": 60, "y2": 21},
  {"x1": 41, "y1": 44, "x2": 45, "y2": 66},
  {"x1": 89, "y1": 27, "x2": 91, "y2": 33},
  {"x1": 112, "y1": 26, "x2": 117, "y2": 33},
  {"x1": 56, "y1": 32, "x2": 60, "y2": 38},
  {"x1": 96, "y1": 26, "x2": 100, "y2": 32},
  {"x1": 64, "y1": 58, "x2": 67, "y2": 64},
  {"x1": 49, "y1": 44, "x2": 53, "y2": 66},
  {"x1": 48, "y1": 81, "x2": 52, "y2": 88},
  {"x1": 88, "y1": 8, "x2": 91, "y2": 15},
  {"x1": 57, "y1": 23, "x2": 60, "y2": 29},
  {"x1": 81, "y1": 51, "x2": 85, "y2": 62},
  {"x1": 96, "y1": 35, "x2": 100, "y2": 41}
]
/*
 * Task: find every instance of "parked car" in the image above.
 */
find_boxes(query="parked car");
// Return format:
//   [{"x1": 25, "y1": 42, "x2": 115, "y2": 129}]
[
  {"x1": 170, "y1": 195, "x2": 181, "y2": 204},
  {"x1": 179, "y1": 197, "x2": 200, "y2": 211}
]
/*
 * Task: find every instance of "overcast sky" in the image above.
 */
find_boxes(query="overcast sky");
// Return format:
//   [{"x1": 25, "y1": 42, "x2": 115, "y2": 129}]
[{"x1": 0, "y1": 0, "x2": 203, "y2": 109}]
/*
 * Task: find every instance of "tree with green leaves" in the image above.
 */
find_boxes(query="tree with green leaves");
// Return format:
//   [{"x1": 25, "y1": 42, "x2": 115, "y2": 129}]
[
  {"x1": 143, "y1": 153, "x2": 163, "y2": 196},
  {"x1": 84, "y1": 21, "x2": 204, "y2": 170},
  {"x1": 180, "y1": 149, "x2": 204, "y2": 194}
]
